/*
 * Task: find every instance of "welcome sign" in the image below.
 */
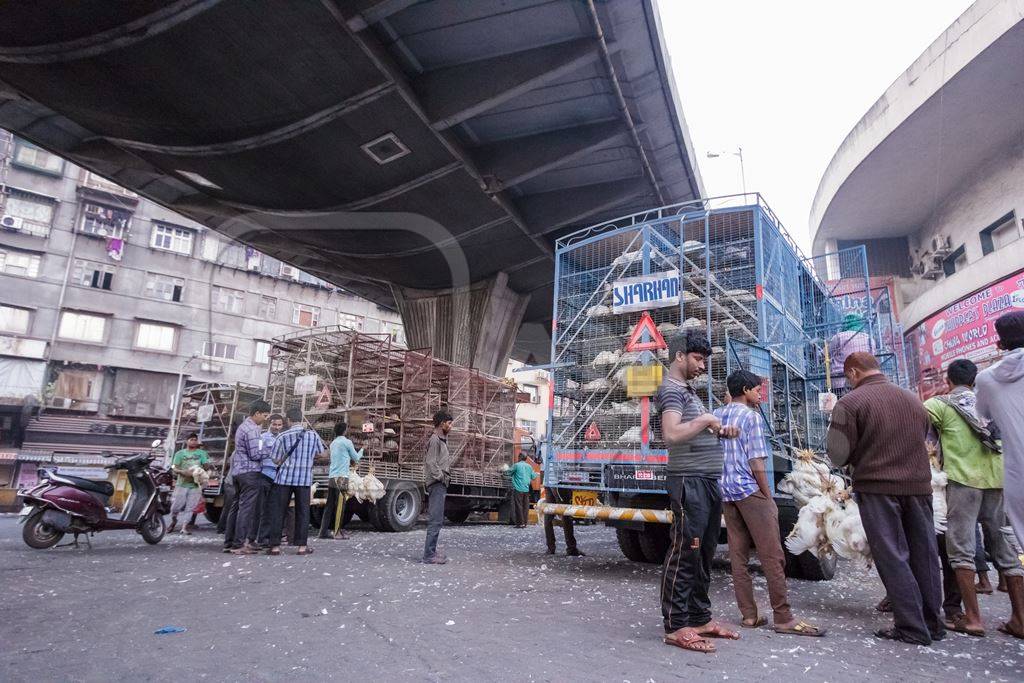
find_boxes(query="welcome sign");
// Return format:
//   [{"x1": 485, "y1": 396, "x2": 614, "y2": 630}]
[{"x1": 611, "y1": 270, "x2": 680, "y2": 314}]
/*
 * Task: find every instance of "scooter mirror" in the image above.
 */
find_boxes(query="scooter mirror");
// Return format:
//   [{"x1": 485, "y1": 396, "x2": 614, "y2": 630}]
[{"x1": 151, "y1": 439, "x2": 163, "y2": 448}]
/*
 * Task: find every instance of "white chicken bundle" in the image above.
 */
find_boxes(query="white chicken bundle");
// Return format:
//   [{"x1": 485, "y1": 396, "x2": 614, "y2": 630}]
[
  {"x1": 360, "y1": 470, "x2": 386, "y2": 503},
  {"x1": 824, "y1": 494, "x2": 871, "y2": 566},
  {"x1": 785, "y1": 493, "x2": 835, "y2": 558},
  {"x1": 586, "y1": 304, "x2": 612, "y2": 318},
  {"x1": 931, "y1": 457, "x2": 948, "y2": 534},
  {"x1": 189, "y1": 465, "x2": 210, "y2": 488},
  {"x1": 591, "y1": 350, "x2": 621, "y2": 367},
  {"x1": 776, "y1": 449, "x2": 835, "y2": 505}
]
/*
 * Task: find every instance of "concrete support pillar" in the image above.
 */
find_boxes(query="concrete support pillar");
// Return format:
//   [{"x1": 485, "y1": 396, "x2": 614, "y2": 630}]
[{"x1": 395, "y1": 272, "x2": 530, "y2": 376}]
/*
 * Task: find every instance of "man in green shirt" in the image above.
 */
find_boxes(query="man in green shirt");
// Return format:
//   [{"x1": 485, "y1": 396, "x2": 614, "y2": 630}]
[
  {"x1": 925, "y1": 359, "x2": 1023, "y2": 637},
  {"x1": 168, "y1": 433, "x2": 210, "y2": 534},
  {"x1": 508, "y1": 453, "x2": 537, "y2": 528}
]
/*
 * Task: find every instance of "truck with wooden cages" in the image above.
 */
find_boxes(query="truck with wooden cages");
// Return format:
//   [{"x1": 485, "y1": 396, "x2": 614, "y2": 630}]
[
  {"x1": 538, "y1": 194, "x2": 905, "y2": 579},
  {"x1": 265, "y1": 326, "x2": 517, "y2": 531}
]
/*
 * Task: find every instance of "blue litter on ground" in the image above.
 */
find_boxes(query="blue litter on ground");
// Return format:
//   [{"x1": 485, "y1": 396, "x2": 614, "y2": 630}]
[{"x1": 154, "y1": 626, "x2": 187, "y2": 635}]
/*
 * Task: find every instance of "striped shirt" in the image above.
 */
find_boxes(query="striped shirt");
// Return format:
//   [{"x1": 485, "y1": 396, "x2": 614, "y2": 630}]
[
  {"x1": 229, "y1": 417, "x2": 264, "y2": 476},
  {"x1": 656, "y1": 376, "x2": 724, "y2": 477},
  {"x1": 713, "y1": 403, "x2": 770, "y2": 502},
  {"x1": 270, "y1": 425, "x2": 326, "y2": 487}
]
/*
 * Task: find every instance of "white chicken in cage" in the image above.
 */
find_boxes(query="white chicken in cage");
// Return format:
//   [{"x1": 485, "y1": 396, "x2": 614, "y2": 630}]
[
  {"x1": 682, "y1": 239, "x2": 704, "y2": 253},
  {"x1": 565, "y1": 379, "x2": 580, "y2": 391},
  {"x1": 591, "y1": 350, "x2": 621, "y2": 368},
  {"x1": 586, "y1": 304, "x2": 612, "y2": 318},
  {"x1": 610, "y1": 400, "x2": 640, "y2": 415},
  {"x1": 617, "y1": 426, "x2": 641, "y2": 443},
  {"x1": 681, "y1": 317, "x2": 704, "y2": 331},
  {"x1": 657, "y1": 322, "x2": 678, "y2": 335},
  {"x1": 583, "y1": 377, "x2": 612, "y2": 391},
  {"x1": 723, "y1": 288, "x2": 757, "y2": 302},
  {"x1": 611, "y1": 247, "x2": 667, "y2": 268}
]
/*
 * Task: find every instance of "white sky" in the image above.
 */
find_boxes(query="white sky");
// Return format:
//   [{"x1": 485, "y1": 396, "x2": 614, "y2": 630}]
[{"x1": 658, "y1": 0, "x2": 974, "y2": 252}]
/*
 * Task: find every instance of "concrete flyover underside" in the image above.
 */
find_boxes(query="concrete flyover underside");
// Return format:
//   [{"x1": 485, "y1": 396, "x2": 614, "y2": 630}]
[{"x1": 0, "y1": 0, "x2": 703, "y2": 372}]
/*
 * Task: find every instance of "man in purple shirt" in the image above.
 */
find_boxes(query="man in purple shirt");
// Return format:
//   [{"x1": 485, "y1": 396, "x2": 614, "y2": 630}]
[
  {"x1": 222, "y1": 399, "x2": 271, "y2": 554},
  {"x1": 714, "y1": 370, "x2": 824, "y2": 637}
]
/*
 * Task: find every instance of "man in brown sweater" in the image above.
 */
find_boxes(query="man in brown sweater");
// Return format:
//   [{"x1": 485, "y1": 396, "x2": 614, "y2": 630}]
[{"x1": 827, "y1": 352, "x2": 944, "y2": 645}]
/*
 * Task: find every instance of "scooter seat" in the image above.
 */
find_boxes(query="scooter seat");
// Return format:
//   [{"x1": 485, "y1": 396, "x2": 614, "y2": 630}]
[{"x1": 59, "y1": 475, "x2": 114, "y2": 497}]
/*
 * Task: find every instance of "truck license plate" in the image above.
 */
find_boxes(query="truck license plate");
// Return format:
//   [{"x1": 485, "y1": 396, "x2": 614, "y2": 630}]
[
  {"x1": 572, "y1": 490, "x2": 598, "y2": 507},
  {"x1": 635, "y1": 469, "x2": 654, "y2": 481}
]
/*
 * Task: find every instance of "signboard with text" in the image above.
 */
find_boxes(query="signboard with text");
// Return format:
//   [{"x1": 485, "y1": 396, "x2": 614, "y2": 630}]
[
  {"x1": 611, "y1": 270, "x2": 680, "y2": 314},
  {"x1": 906, "y1": 269, "x2": 1024, "y2": 398}
]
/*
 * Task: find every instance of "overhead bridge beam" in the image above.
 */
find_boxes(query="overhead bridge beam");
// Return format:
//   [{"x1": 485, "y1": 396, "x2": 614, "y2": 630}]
[
  {"x1": 475, "y1": 120, "x2": 631, "y2": 191},
  {"x1": 518, "y1": 178, "x2": 650, "y2": 235},
  {"x1": 416, "y1": 38, "x2": 602, "y2": 131}
]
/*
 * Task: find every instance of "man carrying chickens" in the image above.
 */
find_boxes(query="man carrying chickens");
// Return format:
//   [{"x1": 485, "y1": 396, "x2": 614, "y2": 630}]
[
  {"x1": 168, "y1": 432, "x2": 209, "y2": 535},
  {"x1": 715, "y1": 370, "x2": 825, "y2": 637},
  {"x1": 656, "y1": 331, "x2": 741, "y2": 654},
  {"x1": 827, "y1": 352, "x2": 944, "y2": 645},
  {"x1": 925, "y1": 358, "x2": 1024, "y2": 639}
]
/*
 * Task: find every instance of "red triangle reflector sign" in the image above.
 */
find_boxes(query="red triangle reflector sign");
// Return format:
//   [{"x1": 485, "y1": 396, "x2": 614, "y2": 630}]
[
  {"x1": 624, "y1": 311, "x2": 667, "y2": 351},
  {"x1": 584, "y1": 422, "x2": 601, "y2": 442}
]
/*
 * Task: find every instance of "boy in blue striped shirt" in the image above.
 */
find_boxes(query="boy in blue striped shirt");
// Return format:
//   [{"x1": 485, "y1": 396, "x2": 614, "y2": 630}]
[{"x1": 714, "y1": 370, "x2": 824, "y2": 637}]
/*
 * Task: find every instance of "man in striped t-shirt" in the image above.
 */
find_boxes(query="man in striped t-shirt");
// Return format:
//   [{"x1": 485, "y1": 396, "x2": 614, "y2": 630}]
[{"x1": 715, "y1": 370, "x2": 824, "y2": 637}]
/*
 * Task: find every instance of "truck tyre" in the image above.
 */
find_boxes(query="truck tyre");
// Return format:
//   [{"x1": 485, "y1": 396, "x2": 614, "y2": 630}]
[
  {"x1": 342, "y1": 502, "x2": 356, "y2": 528},
  {"x1": 638, "y1": 525, "x2": 671, "y2": 564},
  {"x1": 377, "y1": 481, "x2": 422, "y2": 532},
  {"x1": 446, "y1": 509, "x2": 472, "y2": 524},
  {"x1": 616, "y1": 528, "x2": 648, "y2": 563},
  {"x1": 204, "y1": 504, "x2": 222, "y2": 525},
  {"x1": 777, "y1": 499, "x2": 836, "y2": 581}
]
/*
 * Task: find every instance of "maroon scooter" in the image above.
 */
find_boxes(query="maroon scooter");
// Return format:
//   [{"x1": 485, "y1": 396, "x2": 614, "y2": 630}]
[{"x1": 18, "y1": 448, "x2": 168, "y2": 549}]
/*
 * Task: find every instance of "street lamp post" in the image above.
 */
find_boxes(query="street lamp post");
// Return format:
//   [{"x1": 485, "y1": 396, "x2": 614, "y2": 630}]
[{"x1": 706, "y1": 147, "x2": 746, "y2": 196}]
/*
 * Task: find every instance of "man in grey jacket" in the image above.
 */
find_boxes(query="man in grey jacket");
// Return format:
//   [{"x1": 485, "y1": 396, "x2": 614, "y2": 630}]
[
  {"x1": 976, "y1": 311, "x2": 1024, "y2": 573},
  {"x1": 423, "y1": 410, "x2": 454, "y2": 564}
]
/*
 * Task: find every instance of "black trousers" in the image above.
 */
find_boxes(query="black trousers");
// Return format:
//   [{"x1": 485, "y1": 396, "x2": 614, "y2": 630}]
[
  {"x1": 267, "y1": 484, "x2": 311, "y2": 547},
  {"x1": 319, "y1": 486, "x2": 348, "y2": 538},
  {"x1": 543, "y1": 489, "x2": 578, "y2": 553},
  {"x1": 937, "y1": 532, "x2": 963, "y2": 619},
  {"x1": 661, "y1": 476, "x2": 721, "y2": 632},
  {"x1": 857, "y1": 492, "x2": 944, "y2": 644},
  {"x1": 512, "y1": 490, "x2": 530, "y2": 526},
  {"x1": 423, "y1": 482, "x2": 446, "y2": 560},
  {"x1": 252, "y1": 474, "x2": 274, "y2": 545}
]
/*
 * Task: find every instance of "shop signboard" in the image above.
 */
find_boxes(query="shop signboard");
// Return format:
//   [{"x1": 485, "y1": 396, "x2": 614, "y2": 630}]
[
  {"x1": 906, "y1": 269, "x2": 1024, "y2": 398},
  {"x1": 611, "y1": 270, "x2": 680, "y2": 314}
]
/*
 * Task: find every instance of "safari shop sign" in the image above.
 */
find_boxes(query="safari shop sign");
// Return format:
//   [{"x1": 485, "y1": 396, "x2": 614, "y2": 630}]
[{"x1": 611, "y1": 270, "x2": 680, "y2": 314}]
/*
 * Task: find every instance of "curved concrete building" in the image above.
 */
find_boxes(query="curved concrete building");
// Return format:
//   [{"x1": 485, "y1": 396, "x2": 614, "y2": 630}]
[{"x1": 810, "y1": 0, "x2": 1024, "y2": 396}]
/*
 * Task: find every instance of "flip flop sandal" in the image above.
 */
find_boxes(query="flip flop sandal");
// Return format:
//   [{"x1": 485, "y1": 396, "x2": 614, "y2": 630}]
[
  {"x1": 997, "y1": 623, "x2": 1024, "y2": 640},
  {"x1": 663, "y1": 630, "x2": 716, "y2": 654},
  {"x1": 697, "y1": 622, "x2": 740, "y2": 640},
  {"x1": 741, "y1": 617, "x2": 767, "y2": 628},
  {"x1": 774, "y1": 621, "x2": 827, "y2": 637},
  {"x1": 948, "y1": 614, "x2": 985, "y2": 637},
  {"x1": 265, "y1": 548, "x2": 282, "y2": 556},
  {"x1": 297, "y1": 547, "x2": 315, "y2": 556},
  {"x1": 976, "y1": 587, "x2": 994, "y2": 595}
]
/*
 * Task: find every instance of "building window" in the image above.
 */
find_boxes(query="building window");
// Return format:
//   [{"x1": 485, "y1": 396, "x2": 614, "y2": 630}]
[
  {"x1": 58, "y1": 311, "x2": 107, "y2": 342},
  {"x1": 200, "y1": 232, "x2": 246, "y2": 268},
  {"x1": 144, "y1": 273, "x2": 184, "y2": 302},
  {"x1": 202, "y1": 341, "x2": 237, "y2": 360},
  {"x1": 293, "y1": 304, "x2": 320, "y2": 327},
  {"x1": 517, "y1": 419, "x2": 538, "y2": 435},
  {"x1": 0, "y1": 248, "x2": 41, "y2": 277},
  {"x1": 3, "y1": 189, "x2": 55, "y2": 237},
  {"x1": 80, "y1": 202, "x2": 131, "y2": 239},
  {"x1": 12, "y1": 138, "x2": 64, "y2": 175},
  {"x1": 212, "y1": 286, "x2": 245, "y2": 314},
  {"x1": 280, "y1": 264, "x2": 300, "y2": 281},
  {"x1": 942, "y1": 245, "x2": 966, "y2": 277},
  {"x1": 257, "y1": 295, "x2": 277, "y2": 320},
  {"x1": 151, "y1": 224, "x2": 195, "y2": 255},
  {"x1": 0, "y1": 305, "x2": 30, "y2": 334},
  {"x1": 72, "y1": 260, "x2": 115, "y2": 290},
  {"x1": 980, "y1": 213, "x2": 1020, "y2": 256},
  {"x1": 135, "y1": 322, "x2": 176, "y2": 351},
  {"x1": 522, "y1": 385, "x2": 541, "y2": 404},
  {"x1": 338, "y1": 312, "x2": 363, "y2": 330},
  {"x1": 254, "y1": 340, "x2": 271, "y2": 365}
]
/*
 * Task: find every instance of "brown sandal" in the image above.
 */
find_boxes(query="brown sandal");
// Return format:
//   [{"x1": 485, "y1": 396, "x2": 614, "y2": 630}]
[
  {"x1": 297, "y1": 547, "x2": 315, "y2": 556},
  {"x1": 741, "y1": 616, "x2": 767, "y2": 628},
  {"x1": 664, "y1": 628, "x2": 716, "y2": 653},
  {"x1": 997, "y1": 622, "x2": 1024, "y2": 640},
  {"x1": 774, "y1": 620, "x2": 827, "y2": 637},
  {"x1": 946, "y1": 614, "x2": 985, "y2": 637},
  {"x1": 265, "y1": 548, "x2": 282, "y2": 556}
]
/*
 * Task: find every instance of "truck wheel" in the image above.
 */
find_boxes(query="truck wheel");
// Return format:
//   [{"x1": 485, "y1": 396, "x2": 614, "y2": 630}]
[
  {"x1": 638, "y1": 525, "x2": 671, "y2": 564},
  {"x1": 204, "y1": 505, "x2": 222, "y2": 525},
  {"x1": 377, "y1": 482, "x2": 422, "y2": 532},
  {"x1": 342, "y1": 503, "x2": 356, "y2": 528},
  {"x1": 616, "y1": 528, "x2": 648, "y2": 563},
  {"x1": 777, "y1": 499, "x2": 836, "y2": 581},
  {"x1": 368, "y1": 502, "x2": 389, "y2": 531},
  {"x1": 22, "y1": 509, "x2": 64, "y2": 549}
]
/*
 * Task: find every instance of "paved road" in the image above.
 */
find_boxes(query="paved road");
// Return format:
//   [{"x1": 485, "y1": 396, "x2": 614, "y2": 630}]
[{"x1": 1, "y1": 515, "x2": 1022, "y2": 682}]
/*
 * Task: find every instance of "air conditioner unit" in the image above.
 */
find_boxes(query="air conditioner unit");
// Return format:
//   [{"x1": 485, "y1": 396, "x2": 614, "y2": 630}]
[
  {"x1": 1, "y1": 214, "x2": 23, "y2": 230},
  {"x1": 49, "y1": 397, "x2": 73, "y2": 409},
  {"x1": 931, "y1": 234, "x2": 952, "y2": 256},
  {"x1": 530, "y1": 395, "x2": 541, "y2": 404},
  {"x1": 200, "y1": 361, "x2": 223, "y2": 373},
  {"x1": 910, "y1": 260, "x2": 926, "y2": 277},
  {"x1": 922, "y1": 255, "x2": 944, "y2": 279}
]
